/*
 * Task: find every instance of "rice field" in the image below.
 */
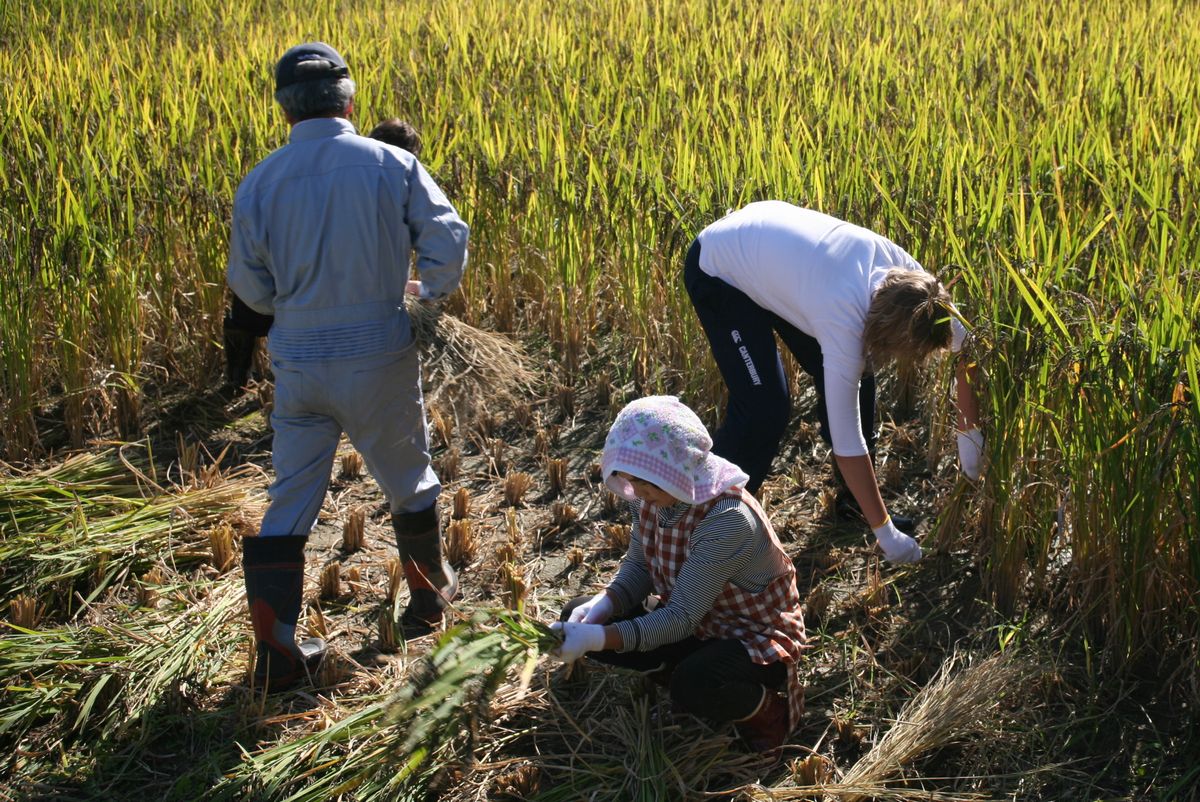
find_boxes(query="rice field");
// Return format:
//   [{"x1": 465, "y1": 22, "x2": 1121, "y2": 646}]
[{"x1": 2, "y1": 0, "x2": 1198, "y2": 798}]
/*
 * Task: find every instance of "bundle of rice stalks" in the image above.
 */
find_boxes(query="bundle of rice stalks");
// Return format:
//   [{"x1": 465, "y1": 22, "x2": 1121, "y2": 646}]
[
  {"x1": 0, "y1": 447, "x2": 251, "y2": 614},
  {"x1": 0, "y1": 578, "x2": 243, "y2": 747},
  {"x1": 215, "y1": 609, "x2": 560, "y2": 801},
  {"x1": 407, "y1": 299, "x2": 537, "y2": 425},
  {"x1": 518, "y1": 680, "x2": 766, "y2": 802}
]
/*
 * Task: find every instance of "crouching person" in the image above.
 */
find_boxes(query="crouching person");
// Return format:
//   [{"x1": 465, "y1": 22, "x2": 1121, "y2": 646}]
[
  {"x1": 552, "y1": 396, "x2": 806, "y2": 750},
  {"x1": 229, "y1": 42, "x2": 469, "y2": 692}
]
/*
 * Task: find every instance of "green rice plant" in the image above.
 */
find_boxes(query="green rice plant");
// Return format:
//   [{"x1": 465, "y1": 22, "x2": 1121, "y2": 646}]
[
  {"x1": 214, "y1": 609, "x2": 560, "y2": 801},
  {"x1": 1, "y1": 0, "x2": 1197, "y2": 682}
]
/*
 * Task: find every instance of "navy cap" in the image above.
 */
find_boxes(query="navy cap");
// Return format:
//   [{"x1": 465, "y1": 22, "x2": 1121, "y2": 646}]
[{"x1": 274, "y1": 42, "x2": 349, "y2": 91}]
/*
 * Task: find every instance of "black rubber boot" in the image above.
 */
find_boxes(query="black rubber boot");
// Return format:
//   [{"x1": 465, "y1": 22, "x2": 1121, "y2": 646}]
[
  {"x1": 392, "y1": 505, "x2": 459, "y2": 638},
  {"x1": 222, "y1": 328, "x2": 259, "y2": 396},
  {"x1": 242, "y1": 535, "x2": 326, "y2": 693}
]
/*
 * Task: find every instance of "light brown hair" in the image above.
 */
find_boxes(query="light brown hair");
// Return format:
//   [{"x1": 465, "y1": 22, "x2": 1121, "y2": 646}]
[{"x1": 863, "y1": 269, "x2": 954, "y2": 365}]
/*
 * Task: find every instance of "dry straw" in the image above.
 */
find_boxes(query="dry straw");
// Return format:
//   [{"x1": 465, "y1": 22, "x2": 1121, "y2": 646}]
[
  {"x1": 446, "y1": 519, "x2": 478, "y2": 567},
  {"x1": 7, "y1": 593, "x2": 42, "y2": 629},
  {"x1": 486, "y1": 437, "x2": 508, "y2": 475},
  {"x1": 208, "y1": 523, "x2": 236, "y2": 573},
  {"x1": 602, "y1": 523, "x2": 631, "y2": 553},
  {"x1": 319, "y1": 562, "x2": 341, "y2": 601},
  {"x1": 549, "y1": 501, "x2": 578, "y2": 530},
  {"x1": 137, "y1": 567, "x2": 166, "y2": 609},
  {"x1": 384, "y1": 557, "x2": 404, "y2": 603},
  {"x1": 503, "y1": 471, "x2": 534, "y2": 507},
  {"x1": 339, "y1": 451, "x2": 364, "y2": 480},
  {"x1": 341, "y1": 507, "x2": 366, "y2": 553},
  {"x1": 452, "y1": 487, "x2": 471, "y2": 520},
  {"x1": 436, "y1": 446, "x2": 461, "y2": 482},
  {"x1": 545, "y1": 457, "x2": 567, "y2": 497},
  {"x1": 752, "y1": 650, "x2": 1040, "y2": 801},
  {"x1": 407, "y1": 299, "x2": 536, "y2": 425}
]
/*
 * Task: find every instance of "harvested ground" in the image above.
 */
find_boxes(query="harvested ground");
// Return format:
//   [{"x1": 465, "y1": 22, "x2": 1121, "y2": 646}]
[{"x1": 9, "y1": 327, "x2": 1196, "y2": 801}]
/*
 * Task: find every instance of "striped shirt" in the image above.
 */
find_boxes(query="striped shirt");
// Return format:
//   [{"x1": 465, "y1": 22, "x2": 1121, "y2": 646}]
[{"x1": 607, "y1": 497, "x2": 792, "y2": 652}]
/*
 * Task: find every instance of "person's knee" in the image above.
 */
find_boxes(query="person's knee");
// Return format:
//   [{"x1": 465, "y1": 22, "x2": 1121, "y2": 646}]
[
  {"x1": 667, "y1": 659, "x2": 711, "y2": 717},
  {"x1": 730, "y1": 392, "x2": 789, "y2": 445}
]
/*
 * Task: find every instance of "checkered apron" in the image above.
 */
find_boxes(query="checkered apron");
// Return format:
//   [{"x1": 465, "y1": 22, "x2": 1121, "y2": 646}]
[{"x1": 639, "y1": 488, "x2": 807, "y2": 730}]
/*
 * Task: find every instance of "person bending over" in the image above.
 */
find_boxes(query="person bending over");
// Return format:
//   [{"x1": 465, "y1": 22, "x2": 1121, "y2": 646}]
[{"x1": 684, "y1": 201, "x2": 984, "y2": 563}]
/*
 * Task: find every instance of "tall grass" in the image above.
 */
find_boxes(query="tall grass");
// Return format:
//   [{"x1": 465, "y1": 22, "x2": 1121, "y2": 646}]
[{"x1": 2, "y1": 0, "x2": 1196, "y2": 674}]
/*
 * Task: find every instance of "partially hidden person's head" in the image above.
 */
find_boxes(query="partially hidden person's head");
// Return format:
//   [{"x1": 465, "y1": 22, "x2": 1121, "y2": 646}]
[
  {"x1": 273, "y1": 41, "x2": 356, "y2": 123},
  {"x1": 368, "y1": 118, "x2": 422, "y2": 155},
  {"x1": 864, "y1": 269, "x2": 955, "y2": 366},
  {"x1": 600, "y1": 396, "x2": 749, "y2": 505}
]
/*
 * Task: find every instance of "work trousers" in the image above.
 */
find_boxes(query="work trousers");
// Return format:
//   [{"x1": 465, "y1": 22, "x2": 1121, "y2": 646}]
[{"x1": 259, "y1": 344, "x2": 439, "y2": 536}]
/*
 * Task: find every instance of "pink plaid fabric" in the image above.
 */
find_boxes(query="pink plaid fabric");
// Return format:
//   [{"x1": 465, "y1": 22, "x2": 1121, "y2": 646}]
[{"x1": 639, "y1": 489, "x2": 807, "y2": 732}]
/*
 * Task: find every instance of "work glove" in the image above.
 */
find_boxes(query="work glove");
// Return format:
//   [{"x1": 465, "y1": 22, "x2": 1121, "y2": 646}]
[
  {"x1": 957, "y1": 428, "x2": 985, "y2": 481},
  {"x1": 873, "y1": 517, "x2": 922, "y2": 564},
  {"x1": 549, "y1": 622, "x2": 607, "y2": 663},
  {"x1": 567, "y1": 590, "x2": 615, "y2": 624}
]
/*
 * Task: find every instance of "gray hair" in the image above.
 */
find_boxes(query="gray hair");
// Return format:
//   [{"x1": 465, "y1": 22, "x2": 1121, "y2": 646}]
[{"x1": 274, "y1": 77, "x2": 356, "y2": 121}]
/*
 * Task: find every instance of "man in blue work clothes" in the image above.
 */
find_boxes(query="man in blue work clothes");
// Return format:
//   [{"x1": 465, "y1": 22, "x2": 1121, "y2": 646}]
[{"x1": 227, "y1": 42, "x2": 469, "y2": 692}]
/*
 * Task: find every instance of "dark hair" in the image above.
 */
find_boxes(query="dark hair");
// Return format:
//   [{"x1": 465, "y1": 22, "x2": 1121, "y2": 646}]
[{"x1": 368, "y1": 118, "x2": 422, "y2": 155}]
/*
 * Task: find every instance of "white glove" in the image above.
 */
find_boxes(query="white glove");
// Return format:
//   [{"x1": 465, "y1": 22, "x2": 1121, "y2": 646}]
[
  {"x1": 957, "y1": 428, "x2": 985, "y2": 481},
  {"x1": 567, "y1": 590, "x2": 615, "y2": 624},
  {"x1": 873, "y1": 517, "x2": 922, "y2": 564},
  {"x1": 549, "y1": 622, "x2": 607, "y2": 663}
]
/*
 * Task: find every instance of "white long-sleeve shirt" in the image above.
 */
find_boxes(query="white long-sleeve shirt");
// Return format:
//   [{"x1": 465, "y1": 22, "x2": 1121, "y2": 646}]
[
  {"x1": 227, "y1": 117, "x2": 468, "y2": 361},
  {"x1": 697, "y1": 201, "x2": 964, "y2": 456}
]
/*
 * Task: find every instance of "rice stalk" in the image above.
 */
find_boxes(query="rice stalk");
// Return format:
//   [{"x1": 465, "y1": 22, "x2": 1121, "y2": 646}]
[
  {"x1": 0, "y1": 448, "x2": 252, "y2": 613},
  {"x1": 801, "y1": 651, "x2": 1040, "y2": 802},
  {"x1": 545, "y1": 457, "x2": 567, "y2": 497},
  {"x1": 213, "y1": 609, "x2": 560, "y2": 801},
  {"x1": 341, "y1": 507, "x2": 366, "y2": 554},
  {"x1": 451, "y1": 487, "x2": 470, "y2": 520},
  {"x1": 319, "y1": 562, "x2": 341, "y2": 601},
  {"x1": 446, "y1": 519, "x2": 478, "y2": 568},
  {"x1": 339, "y1": 451, "x2": 363, "y2": 480},
  {"x1": 503, "y1": 472, "x2": 533, "y2": 507},
  {"x1": 208, "y1": 522, "x2": 236, "y2": 573},
  {"x1": 407, "y1": 300, "x2": 537, "y2": 425},
  {"x1": 0, "y1": 576, "x2": 243, "y2": 746},
  {"x1": 384, "y1": 557, "x2": 404, "y2": 604},
  {"x1": 6, "y1": 594, "x2": 43, "y2": 630}
]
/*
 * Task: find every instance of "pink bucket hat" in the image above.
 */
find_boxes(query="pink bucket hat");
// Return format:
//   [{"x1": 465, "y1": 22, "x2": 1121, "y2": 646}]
[{"x1": 601, "y1": 396, "x2": 749, "y2": 504}]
